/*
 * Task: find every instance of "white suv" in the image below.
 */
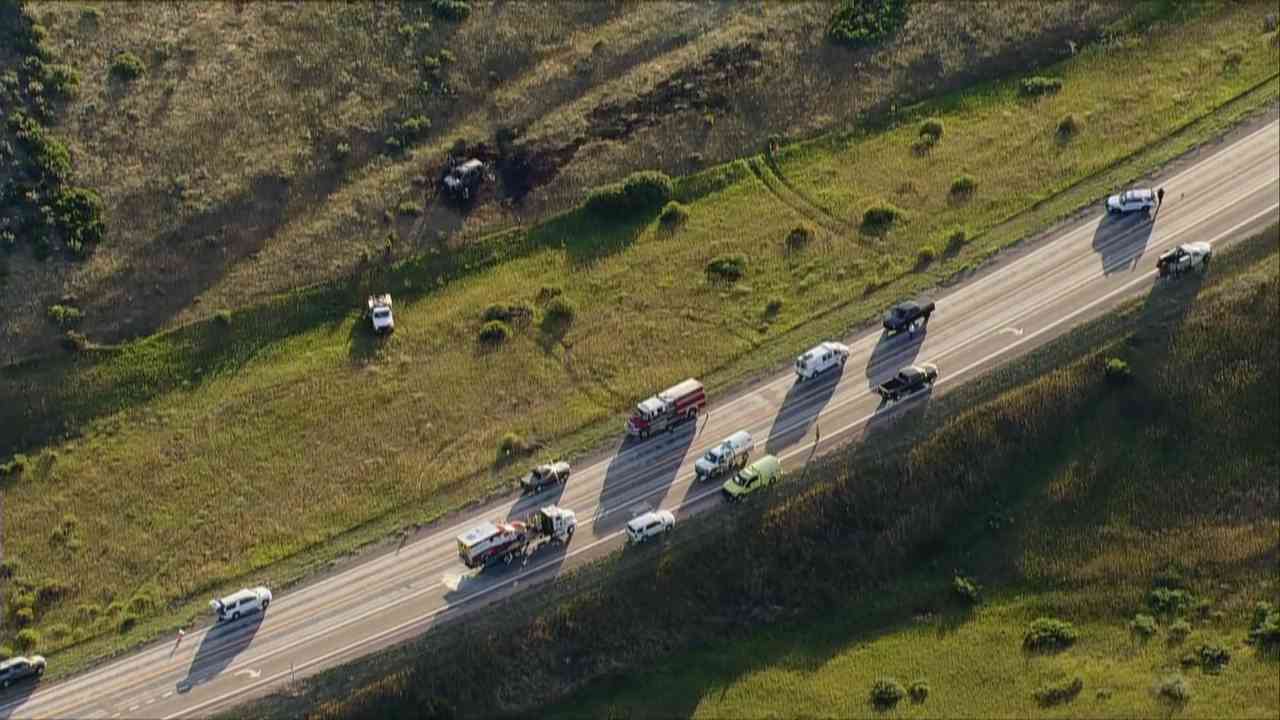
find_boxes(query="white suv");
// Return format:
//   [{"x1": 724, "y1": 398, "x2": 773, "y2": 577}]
[
  {"x1": 795, "y1": 341, "x2": 849, "y2": 382},
  {"x1": 210, "y1": 586, "x2": 272, "y2": 622},
  {"x1": 625, "y1": 510, "x2": 675, "y2": 544},
  {"x1": 1106, "y1": 188, "x2": 1155, "y2": 215}
]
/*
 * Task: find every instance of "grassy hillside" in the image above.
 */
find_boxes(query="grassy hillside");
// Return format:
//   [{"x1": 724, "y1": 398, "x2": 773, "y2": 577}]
[
  {"x1": 548, "y1": 228, "x2": 1280, "y2": 719},
  {"x1": 1, "y1": 0, "x2": 1133, "y2": 360},
  {"x1": 1, "y1": 2, "x2": 1277, "y2": 674},
  {"x1": 245, "y1": 224, "x2": 1280, "y2": 720}
]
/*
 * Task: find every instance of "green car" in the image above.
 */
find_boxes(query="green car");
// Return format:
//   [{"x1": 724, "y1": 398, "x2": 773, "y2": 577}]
[{"x1": 721, "y1": 454, "x2": 782, "y2": 501}]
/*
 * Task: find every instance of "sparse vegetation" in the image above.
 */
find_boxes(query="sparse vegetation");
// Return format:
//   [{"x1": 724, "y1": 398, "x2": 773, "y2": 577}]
[
  {"x1": 785, "y1": 223, "x2": 816, "y2": 253},
  {"x1": 658, "y1": 201, "x2": 689, "y2": 230},
  {"x1": 1034, "y1": 676, "x2": 1084, "y2": 706},
  {"x1": 950, "y1": 174, "x2": 977, "y2": 198},
  {"x1": 861, "y1": 202, "x2": 903, "y2": 234},
  {"x1": 908, "y1": 679, "x2": 930, "y2": 704},
  {"x1": 944, "y1": 227, "x2": 969, "y2": 254},
  {"x1": 919, "y1": 118, "x2": 944, "y2": 142},
  {"x1": 478, "y1": 319, "x2": 512, "y2": 344},
  {"x1": 952, "y1": 574, "x2": 981, "y2": 604},
  {"x1": 1024, "y1": 617, "x2": 1079, "y2": 652},
  {"x1": 46, "y1": 304, "x2": 82, "y2": 327},
  {"x1": 109, "y1": 51, "x2": 145, "y2": 81},
  {"x1": 705, "y1": 254, "x2": 747, "y2": 283},
  {"x1": 1020, "y1": 75, "x2": 1063, "y2": 97},
  {"x1": 870, "y1": 677, "x2": 907, "y2": 708},
  {"x1": 1247, "y1": 602, "x2": 1280, "y2": 652},
  {"x1": 1157, "y1": 674, "x2": 1191, "y2": 705},
  {"x1": 1058, "y1": 113, "x2": 1083, "y2": 138},
  {"x1": 1131, "y1": 613, "x2": 1158, "y2": 639},
  {"x1": 482, "y1": 301, "x2": 534, "y2": 326},
  {"x1": 915, "y1": 245, "x2": 936, "y2": 270}
]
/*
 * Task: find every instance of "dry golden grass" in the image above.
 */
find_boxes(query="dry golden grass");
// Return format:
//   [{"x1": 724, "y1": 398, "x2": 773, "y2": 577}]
[{"x1": 1, "y1": 0, "x2": 1127, "y2": 361}]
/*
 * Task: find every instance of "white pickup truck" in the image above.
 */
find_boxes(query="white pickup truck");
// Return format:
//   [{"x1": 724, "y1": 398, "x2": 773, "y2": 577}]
[
  {"x1": 1157, "y1": 242, "x2": 1211, "y2": 278},
  {"x1": 366, "y1": 294, "x2": 394, "y2": 334},
  {"x1": 694, "y1": 430, "x2": 754, "y2": 481}
]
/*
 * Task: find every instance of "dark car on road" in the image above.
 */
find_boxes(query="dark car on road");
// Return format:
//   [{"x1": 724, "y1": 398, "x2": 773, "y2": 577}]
[
  {"x1": 883, "y1": 299, "x2": 935, "y2": 334},
  {"x1": 0, "y1": 655, "x2": 46, "y2": 689},
  {"x1": 874, "y1": 363, "x2": 939, "y2": 402}
]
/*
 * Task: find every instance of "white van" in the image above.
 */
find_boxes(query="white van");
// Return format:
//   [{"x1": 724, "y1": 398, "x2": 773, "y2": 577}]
[
  {"x1": 795, "y1": 341, "x2": 849, "y2": 381},
  {"x1": 210, "y1": 586, "x2": 272, "y2": 622},
  {"x1": 625, "y1": 510, "x2": 675, "y2": 544}
]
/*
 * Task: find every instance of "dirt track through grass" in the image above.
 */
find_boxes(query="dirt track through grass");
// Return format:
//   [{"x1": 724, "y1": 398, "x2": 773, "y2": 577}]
[{"x1": 1, "y1": 2, "x2": 1277, "y2": 674}]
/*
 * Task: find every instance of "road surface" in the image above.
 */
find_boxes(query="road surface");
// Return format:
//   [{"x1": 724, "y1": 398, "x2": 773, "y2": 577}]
[{"x1": 4, "y1": 119, "x2": 1277, "y2": 720}]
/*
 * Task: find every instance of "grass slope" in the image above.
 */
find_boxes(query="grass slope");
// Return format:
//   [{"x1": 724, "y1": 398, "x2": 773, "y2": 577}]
[
  {"x1": 1, "y1": 0, "x2": 1129, "y2": 360},
  {"x1": 548, "y1": 228, "x2": 1280, "y2": 719},
  {"x1": 2, "y1": 2, "x2": 1278, "y2": 675}
]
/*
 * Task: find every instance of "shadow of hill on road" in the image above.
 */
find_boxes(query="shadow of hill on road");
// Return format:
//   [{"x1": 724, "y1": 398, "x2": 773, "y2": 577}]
[
  {"x1": 1092, "y1": 210, "x2": 1157, "y2": 276},
  {"x1": 176, "y1": 614, "x2": 264, "y2": 695}
]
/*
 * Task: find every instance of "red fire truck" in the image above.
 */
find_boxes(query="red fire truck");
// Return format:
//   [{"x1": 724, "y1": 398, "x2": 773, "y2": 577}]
[{"x1": 625, "y1": 378, "x2": 706, "y2": 439}]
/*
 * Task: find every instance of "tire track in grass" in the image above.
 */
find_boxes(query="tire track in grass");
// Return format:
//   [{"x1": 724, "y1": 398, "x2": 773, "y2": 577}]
[
  {"x1": 745, "y1": 157, "x2": 849, "y2": 240},
  {"x1": 762, "y1": 151, "x2": 859, "y2": 236}
]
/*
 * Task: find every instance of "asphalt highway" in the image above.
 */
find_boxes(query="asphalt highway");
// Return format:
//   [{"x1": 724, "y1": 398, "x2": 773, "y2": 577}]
[{"x1": 4, "y1": 119, "x2": 1277, "y2": 720}]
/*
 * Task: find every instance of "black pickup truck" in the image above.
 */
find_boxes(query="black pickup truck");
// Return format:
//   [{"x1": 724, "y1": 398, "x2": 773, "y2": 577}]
[
  {"x1": 874, "y1": 364, "x2": 939, "y2": 402},
  {"x1": 883, "y1": 299, "x2": 935, "y2": 334}
]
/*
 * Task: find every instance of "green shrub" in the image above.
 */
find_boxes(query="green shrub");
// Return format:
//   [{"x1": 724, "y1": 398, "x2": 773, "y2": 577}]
[
  {"x1": 498, "y1": 431, "x2": 531, "y2": 461},
  {"x1": 705, "y1": 254, "x2": 747, "y2": 283},
  {"x1": 659, "y1": 201, "x2": 689, "y2": 230},
  {"x1": 478, "y1": 320, "x2": 512, "y2": 344},
  {"x1": 1058, "y1": 113, "x2": 1083, "y2": 138},
  {"x1": 950, "y1": 174, "x2": 977, "y2": 198},
  {"x1": 1148, "y1": 587, "x2": 1196, "y2": 615},
  {"x1": 1034, "y1": 677, "x2": 1084, "y2": 706},
  {"x1": 827, "y1": 0, "x2": 908, "y2": 49},
  {"x1": 1222, "y1": 48, "x2": 1244, "y2": 71},
  {"x1": 861, "y1": 202, "x2": 903, "y2": 233},
  {"x1": 536, "y1": 285, "x2": 563, "y2": 304},
  {"x1": 214, "y1": 309, "x2": 232, "y2": 326},
  {"x1": 396, "y1": 200, "x2": 423, "y2": 216},
  {"x1": 908, "y1": 680, "x2": 929, "y2": 703},
  {"x1": 911, "y1": 135, "x2": 936, "y2": 156},
  {"x1": 333, "y1": 142, "x2": 352, "y2": 161},
  {"x1": 0, "y1": 646, "x2": 10, "y2": 661},
  {"x1": 118, "y1": 613, "x2": 138, "y2": 632},
  {"x1": 41, "y1": 62, "x2": 79, "y2": 99},
  {"x1": 14, "y1": 629, "x2": 39, "y2": 651},
  {"x1": 952, "y1": 575, "x2": 980, "y2": 604},
  {"x1": 397, "y1": 115, "x2": 431, "y2": 143},
  {"x1": 585, "y1": 171, "x2": 674, "y2": 218},
  {"x1": 543, "y1": 296, "x2": 576, "y2": 326},
  {"x1": 785, "y1": 223, "x2": 816, "y2": 252},
  {"x1": 945, "y1": 227, "x2": 969, "y2": 253},
  {"x1": 1157, "y1": 674, "x2": 1191, "y2": 705},
  {"x1": 1169, "y1": 618, "x2": 1193, "y2": 643},
  {"x1": 0, "y1": 558, "x2": 18, "y2": 578},
  {"x1": 919, "y1": 118, "x2": 944, "y2": 141},
  {"x1": 430, "y1": 0, "x2": 471, "y2": 22},
  {"x1": 1104, "y1": 357, "x2": 1131, "y2": 385},
  {"x1": 110, "y1": 51, "x2": 145, "y2": 81},
  {"x1": 1020, "y1": 76, "x2": 1063, "y2": 97},
  {"x1": 1131, "y1": 613, "x2": 1158, "y2": 639},
  {"x1": 1191, "y1": 643, "x2": 1231, "y2": 673},
  {"x1": 764, "y1": 297, "x2": 784, "y2": 318},
  {"x1": 1024, "y1": 617, "x2": 1078, "y2": 652},
  {"x1": 483, "y1": 302, "x2": 534, "y2": 325},
  {"x1": 14, "y1": 607, "x2": 34, "y2": 627},
  {"x1": 52, "y1": 186, "x2": 107, "y2": 254},
  {"x1": 47, "y1": 303, "x2": 82, "y2": 326},
  {"x1": 1247, "y1": 601, "x2": 1280, "y2": 651},
  {"x1": 915, "y1": 245, "x2": 937, "y2": 270},
  {"x1": 870, "y1": 677, "x2": 906, "y2": 708},
  {"x1": 61, "y1": 329, "x2": 88, "y2": 353},
  {"x1": 45, "y1": 622, "x2": 70, "y2": 642}
]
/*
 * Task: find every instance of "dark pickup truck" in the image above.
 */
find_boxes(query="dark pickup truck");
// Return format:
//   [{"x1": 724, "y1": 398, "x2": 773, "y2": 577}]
[
  {"x1": 883, "y1": 300, "x2": 935, "y2": 334},
  {"x1": 520, "y1": 461, "x2": 571, "y2": 493},
  {"x1": 875, "y1": 364, "x2": 939, "y2": 402}
]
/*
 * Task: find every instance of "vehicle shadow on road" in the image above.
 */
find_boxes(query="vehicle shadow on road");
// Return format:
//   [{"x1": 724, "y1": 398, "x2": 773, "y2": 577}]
[
  {"x1": 864, "y1": 325, "x2": 927, "y2": 391},
  {"x1": 0, "y1": 678, "x2": 38, "y2": 719},
  {"x1": 595, "y1": 422, "x2": 698, "y2": 534},
  {"x1": 765, "y1": 368, "x2": 844, "y2": 456},
  {"x1": 1092, "y1": 211, "x2": 1157, "y2": 275},
  {"x1": 176, "y1": 614, "x2": 264, "y2": 695}
]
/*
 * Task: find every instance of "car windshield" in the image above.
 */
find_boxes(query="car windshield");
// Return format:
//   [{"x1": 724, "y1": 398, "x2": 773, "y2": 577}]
[
  {"x1": 373, "y1": 309, "x2": 389, "y2": 318},
  {"x1": 705, "y1": 447, "x2": 722, "y2": 461}
]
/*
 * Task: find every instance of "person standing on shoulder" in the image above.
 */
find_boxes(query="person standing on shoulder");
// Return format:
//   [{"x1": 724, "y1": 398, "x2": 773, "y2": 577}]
[{"x1": 1157, "y1": 187, "x2": 1165, "y2": 208}]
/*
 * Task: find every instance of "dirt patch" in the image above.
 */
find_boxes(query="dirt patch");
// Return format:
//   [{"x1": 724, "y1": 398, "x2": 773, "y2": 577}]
[{"x1": 587, "y1": 42, "x2": 766, "y2": 141}]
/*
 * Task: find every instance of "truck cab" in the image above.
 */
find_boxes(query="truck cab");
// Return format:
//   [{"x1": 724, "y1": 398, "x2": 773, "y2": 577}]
[
  {"x1": 875, "y1": 363, "x2": 939, "y2": 402},
  {"x1": 721, "y1": 454, "x2": 782, "y2": 501},
  {"x1": 694, "y1": 430, "x2": 754, "y2": 481},
  {"x1": 626, "y1": 378, "x2": 706, "y2": 439},
  {"x1": 883, "y1": 300, "x2": 934, "y2": 335},
  {"x1": 529, "y1": 505, "x2": 577, "y2": 542}
]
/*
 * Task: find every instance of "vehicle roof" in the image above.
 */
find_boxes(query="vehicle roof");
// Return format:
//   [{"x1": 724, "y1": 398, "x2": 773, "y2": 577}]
[
  {"x1": 636, "y1": 396, "x2": 666, "y2": 414},
  {"x1": 661, "y1": 378, "x2": 703, "y2": 399},
  {"x1": 900, "y1": 366, "x2": 927, "y2": 381},
  {"x1": 801, "y1": 342, "x2": 843, "y2": 361},
  {"x1": 893, "y1": 300, "x2": 922, "y2": 312},
  {"x1": 1184, "y1": 241, "x2": 1211, "y2": 252},
  {"x1": 724, "y1": 430, "x2": 752, "y2": 446},
  {"x1": 627, "y1": 511, "x2": 663, "y2": 530},
  {"x1": 744, "y1": 454, "x2": 780, "y2": 475},
  {"x1": 455, "y1": 158, "x2": 484, "y2": 172},
  {"x1": 0, "y1": 657, "x2": 33, "y2": 670},
  {"x1": 220, "y1": 588, "x2": 261, "y2": 604},
  {"x1": 1120, "y1": 188, "x2": 1154, "y2": 200},
  {"x1": 458, "y1": 521, "x2": 501, "y2": 547}
]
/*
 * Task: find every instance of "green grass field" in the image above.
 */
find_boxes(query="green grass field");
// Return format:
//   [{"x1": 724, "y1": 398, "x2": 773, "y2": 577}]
[
  {"x1": 2, "y1": 2, "x2": 1277, "y2": 674},
  {"x1": 544, "y1": 229, "x2": 1280, "y2": 719},
  {"x1": 541, "y1": 230, "x2": 1280, "y2": 719}
]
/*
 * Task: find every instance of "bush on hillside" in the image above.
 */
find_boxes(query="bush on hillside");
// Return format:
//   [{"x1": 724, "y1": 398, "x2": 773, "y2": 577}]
[
  {"x1": 585, "y1": 171, "x2": 674, "y2": 218},
  {"x1": 919, "y1": 118, "x2": 944, "y2": 141},
  {"x1": 430, "y1": 0, "x2": 471, "y2": 22},
  {"x1": 1130, "y1": 613, "x2": 1158, "y2": 639},
  {"x1": 764, "y1": 297, "x2": 784, "y2": 318},
  {"x1": 47, "y1": 303, "x2": 82, "y2": 326},
  {"x1": 109, "y1": 51, "x2": 145, "y2": 81},
  {"x1": 945, "y1": 227, "x2": 969, "y2": 253},
  {"x1": 869, "y1": 678, "x2": 906, "y2": 708},
  {"x1": 911, "y1": 136, "x2": 935, "y2": 156},
  {"x1": 15, "y1": 629, "x2": 39, "y2": 652},
  {"x1": 478, "y1": 319, "x2": 512, "y2": 344},
  {"x1": 952, "y1": 574, "x2": 980, "y2": 604},
  {"x1": 1058, "y1": 113, "x2": 1083, "y2": 139},
  {"x1": 950, "y1": 174, "x2": 977, "y2": 198},
  {"x1": 705, "y1": 254, "x2": 747, "y2": 283},
  {"x1": 61, "y1": 330, "x2": 88, "y2": 353},
  {"x1": 497, "y1": 431, "x2": 531, "y2": 461},
  {"x1": 1104, "y1": 357, "x2": 1131, "y2": 385},
  {"x1": 1189, "y1": 643, "x2": 1231, "y2": 673},
  {"x1": 543, "y1": 296, "x2": 576, "y2": 326},
  {"x1": 908, "y1": 679, "x2": 929, "y2": 703},
  {"x1": 861, "y1": 203, "x2": 903, "y2": 234},
  {"x1": 915, "y1": 245, "x2": 936, "y2": 270},
  {"x1": 1034, "y1": 677, "x2": 1083, "y2": 706},
  {"x1": 1020, "y1": 76, "x2": 1063, "y2": 97},
  {"x1": 1247, "y1": 602, "x2": 1280, "y2": 652},
  {"x1": 827, "y1": 0, "x2": 909, "y2": 49},
  {"x1": 659, "y1": 201, "x2": 689, "y2": 230},
  {"x1": 1157, "y1": 675, "x2": 1191, "y2": 705},
  {"x1": 482, "y1": 302, "x2": 534, "y2": 326},
  {"x1": 1148, "y1": 587, "x2": 1196, "y2": 615},
  {"x1": 1024, "y1": 617, "x2": 1078, "y2": 652},
  {"x1": 785, "y1": 223, "x2": 816, "y2": 253},
  {"x1": 1168, "y1": 618, "x2": 1192, "y2": 644}
]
